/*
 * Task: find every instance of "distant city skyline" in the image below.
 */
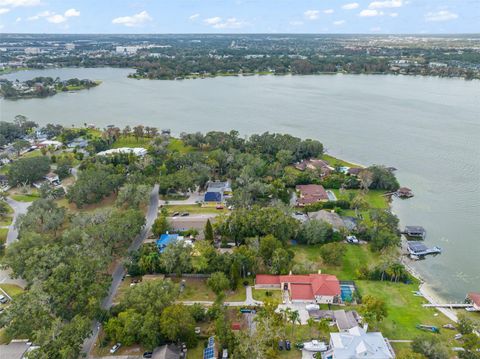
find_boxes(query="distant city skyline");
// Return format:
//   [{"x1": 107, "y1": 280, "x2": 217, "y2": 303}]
[{"x1": 0, "y1": 0, "x2": 478, "y2": 34}]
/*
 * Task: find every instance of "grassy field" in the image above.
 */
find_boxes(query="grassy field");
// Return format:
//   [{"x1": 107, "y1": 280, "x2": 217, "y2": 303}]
[
  {"x1": 167, "y1": 138, "x2": 193, "y2": 154},
  {"x1": 112, "y1": 135, "x2": 151, "y2": 148},
  {"x1": 175, "y1": 278, "x2": 217, "y2": 301},
  {"x1": 357, "y1": 280, "x2": 458, "y2": 342},
  {"x1": 332, "y1": 189, "x2": 389, "y2": 210},
  {"x1": 293, "y1": 243, "x2": 383, "y2": 280},
  {"x1": 0, "y1": 284, "x2": 24, "y2": 298},
  {"x1": 322, "y1": 154, "x2": 363, "y2": 168},
  {"x1": 10, "y1": 192, "x2": 40, "y2": 202},
  {"x1": 225, "y1": 285, "x2": 247, "y2": 302},
  {"x1": 164, "y1": 204, "x2": 227, "y2": 215},
  {"x1": 252, "y1": 289, "x2": 282, "y2": 302},
  {"x1": 0, "y1": 228, "x2": 9, "y2": 244}
]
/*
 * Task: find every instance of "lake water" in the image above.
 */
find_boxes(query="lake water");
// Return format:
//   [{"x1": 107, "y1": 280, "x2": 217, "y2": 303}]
[{"x1": 1, "y1": 68, "x2": 479, "y2": 301}]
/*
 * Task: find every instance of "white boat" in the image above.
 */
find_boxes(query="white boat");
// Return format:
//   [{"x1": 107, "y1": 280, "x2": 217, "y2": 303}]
[{"x1": 303, "y1": 340, "x2": 328, "y2": 352}]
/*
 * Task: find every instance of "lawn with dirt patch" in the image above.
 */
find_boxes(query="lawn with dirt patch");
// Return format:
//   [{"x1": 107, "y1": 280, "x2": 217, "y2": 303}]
[
  {"x1": 174, "y1": 277, "x2": 217, "y2": 301},
  {"x1": 164, "y1": 204, "x2": 227, "y2": 215},
  {"x1": 252, "y1": 289, "x2": 282, "y2": 302}
]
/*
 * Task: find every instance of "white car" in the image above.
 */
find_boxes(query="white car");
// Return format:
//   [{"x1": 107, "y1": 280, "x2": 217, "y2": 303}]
[
  {"x1": 306, "y1": 304, "x2": 320, "y2": 311},
  {"x1": 346, "y1": 235, "x2": 359, "y2": 244},
  {"x1": 110, "y1": 343, "x2": 121, "y2": 354},
  {"x1": 0, "y1": 294, "x2": 8, "y2": 304},
  {"x1": 465, "y1": 307, "x2": 477, "y2": 312}
]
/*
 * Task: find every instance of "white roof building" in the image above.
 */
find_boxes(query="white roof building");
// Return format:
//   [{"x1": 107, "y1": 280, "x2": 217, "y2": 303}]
[
  {"x1": 96, "y1": 147, "x2": 147, "y2": 157},
  {"x1": 324, "y1": 326, "x2": 395, "y2": 359}
]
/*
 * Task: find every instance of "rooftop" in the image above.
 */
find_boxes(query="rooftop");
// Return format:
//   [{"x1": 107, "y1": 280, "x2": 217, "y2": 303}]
[{"x1": 296, "y1": 184, "x2": 329, "y2": 205}]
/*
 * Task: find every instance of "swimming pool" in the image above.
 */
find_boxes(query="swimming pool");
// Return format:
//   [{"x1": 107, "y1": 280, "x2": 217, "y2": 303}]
[{"x1": 340, "y1": 284, "x2": 355, "y2": 302}]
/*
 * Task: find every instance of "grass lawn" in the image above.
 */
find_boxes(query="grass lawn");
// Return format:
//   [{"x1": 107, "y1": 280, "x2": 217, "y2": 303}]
[
  {"x1": 322, "y1": 154, "x2": 363, "y2": 168},
  {"x1": 112, "y1": 135, "x2": 151, "y2": 148},
  {"x1": 164, "y1": 204, "x2": 227, "y2": 215},
  {"x1": 10, "y1": 193, "x2": 39, "y2": 202},
  {"x1": 332, "y1": 189, "x2": 389, "y2": 210},
  {"x1": 224, "y1": 285, "x2": 247, "y2": 302},
  {"x1": 293, "y1": 243, "x2": 383, "y2": 280},
  {"x1": 21, "y1": 150, "x2": 42, "y2": 159},
  {"x1": 252, "y1": 289, "x2": 283, "y2": 302},
  {"x1": 56, "y1": 193, "x2": 117, "y2": 212},
  {"x1": 167, "y1": 138, "x2": 193, "y2": 154},
  {"x1": 0, "y1": 284, "x2": 24, "y2": 298},
  {"x1": 0, "y1": 228, "x2": 9, "y2": 244},
  {"x1": 175, "y1": 277, "x2": 217, "y2": 301},
  {"x1": 356, "y1": 280, "x2": 458, "y2": 343}
]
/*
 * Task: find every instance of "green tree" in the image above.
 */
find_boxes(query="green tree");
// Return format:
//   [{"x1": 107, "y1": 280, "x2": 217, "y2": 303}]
[
  {"x1": 361, "y1": 295, "x2": 388, "y2": 329},
  {"x1": 320, "y1": 242, "x2": 346, "y2": 266},
  {"x1": 7, "y1": 156, "x2": 50, "y2": 186},
  {"x1": 12, "y1": 139, "x2": 30, "y2": 157},
  {"x1": 161, "y1": 241, "x2": 193, "y2": 275},
  {"x1": 116, "y1": 183, "x2": 150, "y2": 208},
  {"x1": 207, "y1": 271, "x2": 230, "y2": 296},
  {"x1": 411, "y1": 335, "x2": 449, "y2": 359},
  {"x1": 152, "y1": 213, "x2": 171, "y2": 237},
  {"x1": 297, "y1": 220, "x2": 334, "y2": 245},
  {"x1": 160, "y1": 304, "x2": 197, "y2": 346},
  {"x1": 204, "y1": 218, "x2": 214, "y2": 242}
]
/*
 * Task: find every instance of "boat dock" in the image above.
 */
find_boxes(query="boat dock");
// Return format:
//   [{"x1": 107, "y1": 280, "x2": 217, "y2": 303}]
[
  {"x1": 407, "y1": 241, "x2": 441, "y2": 258},
  {"x1": 402, "y1": 226, "x2": 426, "y2": 239},
  {"x1": 423, "y1": 303, "x2": 472, "y2": 308}
]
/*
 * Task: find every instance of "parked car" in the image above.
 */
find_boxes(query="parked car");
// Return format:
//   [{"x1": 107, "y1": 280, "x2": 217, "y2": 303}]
[
  {"x1": 180, "y1": 212, "x2": 189, "y2": 216},
  {"x1": 278, "y1": 340, "x2": 285, "y2": 350},
  {"x1": 285, "y1": 340, "x2": 291, "y2": 350},
  {"x1": 346, "y1": 235, "x2": 359, "y2": 244},
  {"x1": 454, "y1": 334, "x2": 463, "y2": 340},
  {"x1": 216, "y1": 205, "x2": 224, "y2": 210},
  {"x1": 172, "y1": 212, "x2": 180, "y2": 217},
  {"x1": 306, "y1": 304, "x2": 320, "y2": 311},
  {"x1": 466, "y1": 307, "x2": 477, "y2": 312},
  {"x1": 0, "y1": 295, "x2": 8, "y2": 304},
  {"x1": 143, "y1": 352, "x2": 153, "y2": 358},
  {"x1": 110, "y1": 343, "x2": 121, "y2": 354}
]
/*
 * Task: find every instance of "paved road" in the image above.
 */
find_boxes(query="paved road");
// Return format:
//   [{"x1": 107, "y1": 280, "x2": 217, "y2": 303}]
[
  {"x1": 81, "y1": 184, "x2": 159, "y2": 358},
  {"x1": 5, "y1": 197, "x2": 32, "y2": 246},
  {"x1": 0, "y1": 197, "x2": 31, "y2": 287}
]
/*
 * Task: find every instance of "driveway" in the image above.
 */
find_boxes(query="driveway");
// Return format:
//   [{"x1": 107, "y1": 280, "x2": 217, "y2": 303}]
[
  {"x1": 159, "y1": 191, "x2": 203, "y2": 206},
  {"x1": 82, "y1": 184, "x2": 159, "y2": 358},
  {"x1": 277, "y1": 303, "x2": 310, "y2": 325}
]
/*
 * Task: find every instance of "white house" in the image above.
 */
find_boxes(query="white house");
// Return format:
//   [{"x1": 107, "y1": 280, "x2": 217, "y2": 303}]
[
  {"x1": 96, "y1": 147, "x2": 147, "y2": 157},
  {"x1": 323, "y1": 326, "x2": 395, "y2": 359}
]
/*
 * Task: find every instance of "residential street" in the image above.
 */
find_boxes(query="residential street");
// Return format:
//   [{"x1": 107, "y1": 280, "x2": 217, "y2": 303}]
[
  {"x1": 81, "y1": 184, "x2": 159, "y2": 358},
  {"x1": 0, "y1": 197, "x2": 31, "y2": 287}
]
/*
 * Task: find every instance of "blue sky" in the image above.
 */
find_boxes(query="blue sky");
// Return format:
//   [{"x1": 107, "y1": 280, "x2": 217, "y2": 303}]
[{"x1": 0, "y1": 0, "x2": 478, "y2": 34}]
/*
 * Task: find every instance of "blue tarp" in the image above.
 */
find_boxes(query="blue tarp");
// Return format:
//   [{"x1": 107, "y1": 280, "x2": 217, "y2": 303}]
[{"x1": 156, "y1": 234, "x2": 179, "y2": 253}]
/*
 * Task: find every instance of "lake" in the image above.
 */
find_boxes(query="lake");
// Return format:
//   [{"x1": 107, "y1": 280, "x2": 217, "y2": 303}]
[{"x1": 1, "y1": 67, "x2": 479, "y2": 301}]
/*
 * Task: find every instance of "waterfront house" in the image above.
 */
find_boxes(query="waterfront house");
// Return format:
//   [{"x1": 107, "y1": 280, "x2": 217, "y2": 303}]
[
  {"x1": 38, "y1": 140, "x2": 63, "y2": 150},
  {"x1": 347, "y1": 167, "x2": 363, "y2": 176},
  {"x1": 308, "y1": 309, "x2": 361, "y2": 332},
  {"x1": 295, "y1": 159, "x2": 332, "y2": 177},
  {"x1": 255, "y1": 273, "x2": 341, "y2": 304},
  {"x1": 308, "y1": 210, "x2": 347, "y2": 231},
  {"x1": 67, "y1": 137, "x2": 89, "y2": 148},
  {"x1": 323, "y1": 326, "x2": 395, "y2": 359},
  {"x1": 97, "y1": 147, "x2": 147, "y2": 157},
  {"x1": 296, "y1": 184, "x2": 329, "y2": 206},
  {"x1": 467, "y1": 293, "x2": 480, "y2": 311}
]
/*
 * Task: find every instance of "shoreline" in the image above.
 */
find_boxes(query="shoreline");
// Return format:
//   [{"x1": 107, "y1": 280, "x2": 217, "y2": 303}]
[{"x1": 331, "y1": 153, "x2": 460, "y2": 323}]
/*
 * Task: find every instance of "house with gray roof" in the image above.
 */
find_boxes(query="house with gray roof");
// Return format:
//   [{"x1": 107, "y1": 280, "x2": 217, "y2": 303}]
[{"x1": 323, "y1": 326, "x2": 395, "y2": 359}]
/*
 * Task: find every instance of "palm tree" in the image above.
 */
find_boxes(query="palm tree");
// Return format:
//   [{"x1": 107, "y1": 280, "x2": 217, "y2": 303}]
[{"x1": 288, "y1": 310, "x2": 300, "y2": 339}]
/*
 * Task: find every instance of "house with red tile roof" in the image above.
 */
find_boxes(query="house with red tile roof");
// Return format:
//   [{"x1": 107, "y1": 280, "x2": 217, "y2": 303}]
[
  {"x1": 296, "y1": 184, "x2": 329, "y2": 206},
  {"x1": 255, "y1": 273, "x2": 341, "y2": 304},
  {"x1": 467, "y1": 292, "x2": 480, "y2": 311}
]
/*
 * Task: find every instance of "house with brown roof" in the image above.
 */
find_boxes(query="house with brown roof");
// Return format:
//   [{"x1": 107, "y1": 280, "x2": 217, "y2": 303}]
[
  {"x1": 295, "y1": 159, "x2": 332, "y2": 177},
  {"x1": 467, "y1": 292, "x2": 480, "y2": 311},
  {"x1": 296, "y1": 184, "x2": 329, "y2": 206},
  {"x1": 255, "y1": 273, "x2": 341, "y2": 304}
]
